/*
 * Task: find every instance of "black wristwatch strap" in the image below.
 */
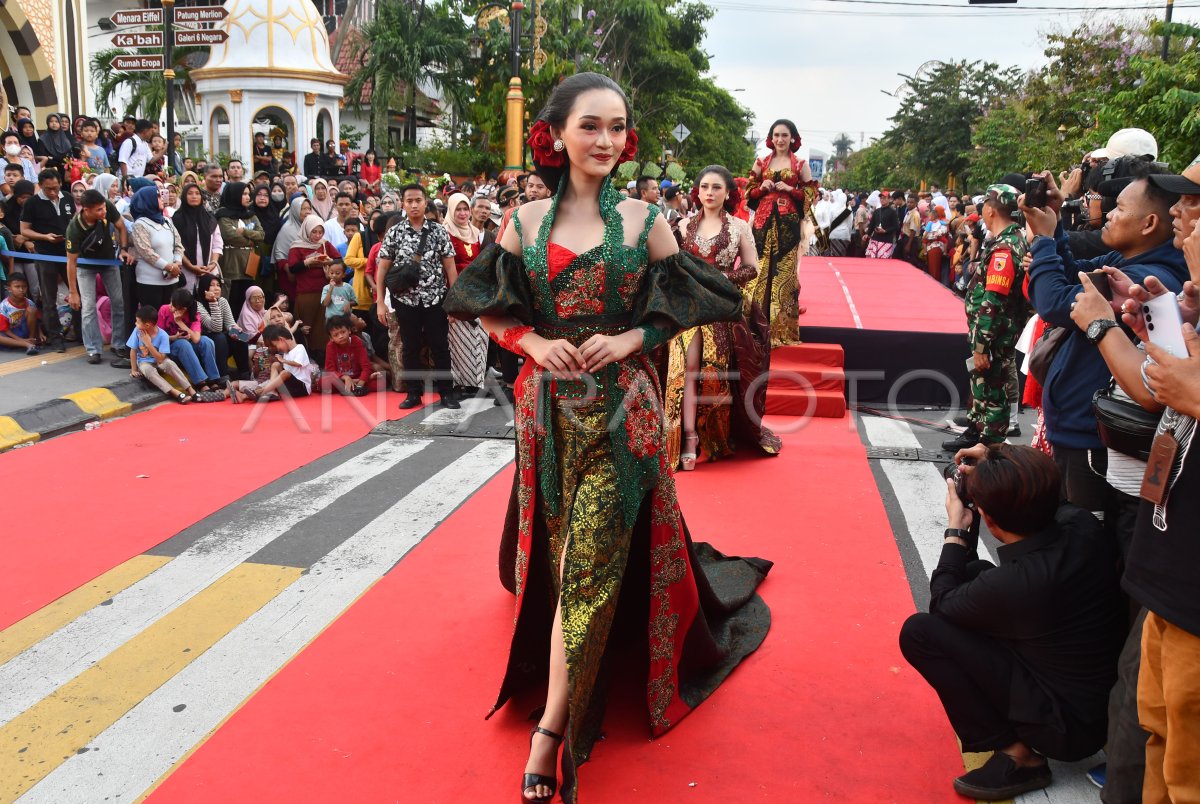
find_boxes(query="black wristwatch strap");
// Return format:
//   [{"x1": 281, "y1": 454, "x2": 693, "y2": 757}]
[{"x1": 944, "y1": 528, "x2": 971, "y2": 542}]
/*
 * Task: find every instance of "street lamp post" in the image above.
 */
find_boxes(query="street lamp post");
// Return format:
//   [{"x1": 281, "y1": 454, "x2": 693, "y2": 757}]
[{"x1": 504, "y1": 1, "x2": 525, "y2": 175}]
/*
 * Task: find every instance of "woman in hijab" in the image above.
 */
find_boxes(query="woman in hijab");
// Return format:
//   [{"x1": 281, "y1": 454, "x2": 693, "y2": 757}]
[
  {"x1": 442, "y1": 192, "x2": 488, "y2": 393},
  {"x1": 215, "y1": 182, "x2": 265, "y2": 309},
  {"x1": 308, "y1": 177, "x2": 334, "y2": 221},
  {"x1": 92, "y1": 173, "x2": 128, "y2": 216},
  {"x1": 128, "y1": 186, "x2": 184, "y2": 310},
  {"x1": 253, "y1": 183, "x2": 285, "y2": 260},
  {"x1": 175, "y1": 183, "x2": 223, "y2": 293},
  {"x1": 236, "y1": 284, "x2": 267, "y2": 340},
  {"x1": 286, "y1": 214, "x2": 339, "y2": 352},
  {"x1": 378, "y1": 193, "x2": 399, "y2": 214},
  {"x1": 272, "y1": 195, "x2": 312, "y2": 301},
  {"x1": 39, "y1": 114, "x2": 73, "y2": 170}
]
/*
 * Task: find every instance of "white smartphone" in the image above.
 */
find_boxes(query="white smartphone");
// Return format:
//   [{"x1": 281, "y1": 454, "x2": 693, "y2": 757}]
[{"x1": 1142, "y1": 292, "x2": 1189, "y2": 358}]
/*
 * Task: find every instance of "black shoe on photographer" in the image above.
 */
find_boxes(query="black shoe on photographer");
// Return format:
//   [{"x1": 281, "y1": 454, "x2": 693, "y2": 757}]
[
  {"x1": 953, "y1": 751, "x2": 1051, "y2": 800},
  {"x1": 398, "y1": 394, "x2": 422, "y2": 409},
  {"x1": 953, "y1": 413, "x2": 973, "y2": 428},
  {"x1": 1007, "y1": 423, "x2": 1022, "y2": 438},
  {"x1": 941, "y1": 426, "x2": 980, "y2": 453}
]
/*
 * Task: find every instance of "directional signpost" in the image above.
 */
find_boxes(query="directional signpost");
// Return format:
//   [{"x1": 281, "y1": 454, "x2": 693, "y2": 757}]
[
  {"x1": 173, "y1": 29, "x2": 228, "y2": 46},
  {"x1": 112, "y1": 31, "x2": 164, "y2": 49},
  {"x1": 109, "y1": 9, "x2": 163, "y2": 26},
  {"x1": 111, "y1": 54, "x2": 165, "y2": 72},
  {"x1": 172, "y1": 6, "x2": 229, "y2": 25},
  {"x1": 104, "y1": 3, "x2": 229, "y2": 177}
]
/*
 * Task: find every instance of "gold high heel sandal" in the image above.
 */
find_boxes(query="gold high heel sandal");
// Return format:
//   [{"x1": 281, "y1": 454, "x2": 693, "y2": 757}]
[{"x1": 680, "y1": 432, "x2": 699, "y2": 471}]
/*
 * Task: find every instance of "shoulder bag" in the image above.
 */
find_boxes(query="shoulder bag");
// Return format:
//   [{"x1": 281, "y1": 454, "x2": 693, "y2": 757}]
[
  {"x1": 1093, "y1": 382, "x2": 1161, "y2": 461},
  {"x1": 385, "y1": 224, "x2": 429, "y2": 297}
]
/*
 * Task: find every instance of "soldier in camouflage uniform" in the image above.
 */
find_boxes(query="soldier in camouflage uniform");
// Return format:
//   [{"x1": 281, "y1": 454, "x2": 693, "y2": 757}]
[{"x1": 943, "y1": 184, "x2": 1028, "y2": 451}]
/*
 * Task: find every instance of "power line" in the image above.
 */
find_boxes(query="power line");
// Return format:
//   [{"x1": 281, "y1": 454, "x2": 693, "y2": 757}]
[
  {"x1": 709, "y1": 0, "x2": 1199, "y2": 17},
  {"x1": 713, "y1": 0, "x2": 1198, "y2": 10}
]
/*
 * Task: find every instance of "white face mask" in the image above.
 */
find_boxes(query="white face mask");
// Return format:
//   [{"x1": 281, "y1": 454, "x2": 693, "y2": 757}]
[{"x1": 4, "y1": 143, "x2": 21, "y2": 156}]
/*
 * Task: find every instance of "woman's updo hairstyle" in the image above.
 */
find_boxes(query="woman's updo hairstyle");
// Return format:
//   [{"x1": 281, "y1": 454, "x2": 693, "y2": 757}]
[
  {"x1": 764, "y1": 118, "x2": 802, "y2": 153},
  {"x1": 530, "y1": 72, "x2": 633, "y2": 191},
  {"x1": 689, "y1": 164, "x2": 741, "y2": 214}
]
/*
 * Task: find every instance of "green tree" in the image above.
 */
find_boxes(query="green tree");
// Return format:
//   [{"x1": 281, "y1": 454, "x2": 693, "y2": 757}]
[
  {"x1": 838, "y1": 140, "x2": 919, "y2": 191},
  {"x1": 1098, "y1": 21, "x2": 1200, "y2": 168},
  {"x1": 90, "y1": 44, "x2": 204, "y2": 121},
  {"x1": 884, "y1": 60, "x2": 1023, "y2": 185},
  {"x1": 343, "y1": 0, "x2": 470, "y2": 149},
  {"x1": 460, "y1": 0, "x2": 751, "y2": 175},
  {"x1": 832, "y1": 133, "x2": 854, "y2": 163}
]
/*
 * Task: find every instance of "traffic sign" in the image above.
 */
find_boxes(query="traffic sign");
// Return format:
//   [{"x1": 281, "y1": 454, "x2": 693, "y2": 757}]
[
  {"x1": 172, "y1": 6, "x2": 229, "y2": 25},
  {"x1": 112, "y1": 31, "x2": 163, "y2": 49},
  {"x1": 109, "y1": 9, "x2": 163, "y2": 26},
  {"x1": 672, "y1": 123, "x2": 691, "y2": 144},
  {"x1": 111, "y1": 54, "x2": 165, "y2": 72},
  {"x1": 173, "y1": 29, "x2": 229, "y2": 46}
]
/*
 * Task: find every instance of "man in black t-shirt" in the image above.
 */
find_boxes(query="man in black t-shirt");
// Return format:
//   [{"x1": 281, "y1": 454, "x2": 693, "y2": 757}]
[
  {"x1": 866, "y1": 190, "x2": 903, "y2": 259},
  {"x1": 65, "y1": 189, "x2": 132, "y2": 367},
  {"x1": 19, "y1": 168, "x2": 75, "y2": 351}
]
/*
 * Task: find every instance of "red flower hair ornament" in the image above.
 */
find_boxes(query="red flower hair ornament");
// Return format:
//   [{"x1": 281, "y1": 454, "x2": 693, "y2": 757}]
[
  {"x1": 527, "y1": 120, "x2": 565, "y2": 168},
  {"x1": 764, "y1": 132, "x2": 802, "y2": 153},
  {"x1": 617, "y1": 128, "x2": 639, "y2": 165},
  {"x1": 528, "y1": 120, "x2": 639, "y2": 168}
]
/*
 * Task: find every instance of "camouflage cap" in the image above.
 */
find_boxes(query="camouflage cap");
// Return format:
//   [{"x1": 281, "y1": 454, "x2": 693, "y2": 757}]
[{"x1": 985, "y1": 184, "x2": 1021, "y2": 206}]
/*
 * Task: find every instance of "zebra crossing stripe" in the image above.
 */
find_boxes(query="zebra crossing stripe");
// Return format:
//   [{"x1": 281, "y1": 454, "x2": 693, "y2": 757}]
[
  {"x1": 0, "y1": 438, "x2": 431, "y2": 726},
  {"x1": 0, "y1": 555, "x2": 170, "y2": 666},
  {"x1": 21, "y1": 440, "x2": 514, "y2": 803},
  {"x1": 0, "y1": 561, "x2": 302, "y2": 801}
]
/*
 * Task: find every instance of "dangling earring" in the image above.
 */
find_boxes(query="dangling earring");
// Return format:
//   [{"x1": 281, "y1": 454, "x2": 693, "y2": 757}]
[{"x1": 553, "y1": 139, "x2": 565, "y2": 152}]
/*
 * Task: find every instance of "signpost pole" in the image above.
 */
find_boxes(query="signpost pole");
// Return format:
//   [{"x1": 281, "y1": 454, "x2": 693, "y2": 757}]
[{"x1": 163, "y1": 0, "x2": 176, "y2": 176}]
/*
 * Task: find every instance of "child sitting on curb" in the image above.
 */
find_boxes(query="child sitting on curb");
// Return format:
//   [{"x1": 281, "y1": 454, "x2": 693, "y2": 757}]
[
  {"x1": 231, "y1": 323, "x2": 316, "y2": 403},
  {"x1": 0, "y1": 273, "x2": 42, "y2": 354},
  {"x1": 322, "y1": 314, "x2": 375, "y2": 396},
  {"x1": 127, "y1": 304, "x2": 198, "y2": 403}
]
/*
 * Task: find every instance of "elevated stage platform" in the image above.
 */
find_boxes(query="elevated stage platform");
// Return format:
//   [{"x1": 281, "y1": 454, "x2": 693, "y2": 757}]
[{"x1": 795, "y1": 256, "x2": 970, "y2": 406}]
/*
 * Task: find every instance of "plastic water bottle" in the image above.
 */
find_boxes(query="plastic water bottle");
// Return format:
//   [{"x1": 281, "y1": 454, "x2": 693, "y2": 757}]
[{"x1": 84, "y1": 421, "x2": 101, "y2": 431}]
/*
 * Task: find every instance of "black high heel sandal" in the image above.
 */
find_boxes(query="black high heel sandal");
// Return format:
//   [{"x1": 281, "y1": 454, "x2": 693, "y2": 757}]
[{"x1": 522, "y1": 725, "x2": 564, "y2": 803}]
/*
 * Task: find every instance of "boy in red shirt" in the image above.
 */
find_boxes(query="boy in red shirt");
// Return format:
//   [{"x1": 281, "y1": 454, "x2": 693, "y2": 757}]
[{"x1": 322, "y1": 314, "x2": 373, "y2": 395}]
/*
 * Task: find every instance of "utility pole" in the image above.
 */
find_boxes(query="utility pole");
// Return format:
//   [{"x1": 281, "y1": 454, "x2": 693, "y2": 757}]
[
  {"x1": 163, "y1": 0, "x2": 176, "y2": 174},
  {"x1": 1162, "y1": 0, "x2": 1174, "y2": 60}
]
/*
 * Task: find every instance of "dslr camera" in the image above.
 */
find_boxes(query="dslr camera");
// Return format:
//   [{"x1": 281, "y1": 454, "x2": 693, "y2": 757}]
[{"x1": 943, "y1": 457, "x2": 976, "y2": 507}]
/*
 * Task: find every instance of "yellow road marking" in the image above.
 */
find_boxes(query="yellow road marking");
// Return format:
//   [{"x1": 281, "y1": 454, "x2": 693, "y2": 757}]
[
  {"x1": 0, "y1": 561, "x2": 301, "y2": 801},
  {"x1": 0, "y1": 417, "x2": 38, "y2": 452},
  {"x1": 63, "y1": 387, "x2": 131, "y2": 419},
  {"x1": 0, "y1": 346, "x2": 86, "y2": 377},
  {"x1": 0, "y1": 555, "x2": 172, "y2": 665}
]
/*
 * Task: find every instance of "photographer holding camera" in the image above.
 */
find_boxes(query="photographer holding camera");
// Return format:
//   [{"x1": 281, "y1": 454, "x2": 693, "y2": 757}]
[
  {"x1": 900, "y1": 443, "x2": 1124, "y2": 800},
  {"x1": 1022, "y1": 167, "x2": 1187, "y2": 522},
  {"x1": 1059, "y1": 130, "x2": 1161, "y2": 260}
]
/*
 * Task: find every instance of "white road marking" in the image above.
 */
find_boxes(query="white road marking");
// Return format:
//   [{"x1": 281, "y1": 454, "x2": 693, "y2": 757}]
[
  {"x1": 828, "y1": 259, "x2": 864, "y2": 330},
  {"x1": 860, "y1": 415, "x2": 1102, "y2": 804},
  {"x1": 419, "y1": 396, "x2": 493, "y2": 427},
  {"x1": 0, "y1": 438, "x2": 431, "y2": 725},
  {"x1": 22, "y1": 440, "x2": 514, "y2": 803}
]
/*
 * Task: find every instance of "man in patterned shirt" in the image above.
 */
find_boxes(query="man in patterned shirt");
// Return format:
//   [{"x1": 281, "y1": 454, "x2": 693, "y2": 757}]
[{"x1": 374, "y1": 183, "x2": 459, "y2": 409}]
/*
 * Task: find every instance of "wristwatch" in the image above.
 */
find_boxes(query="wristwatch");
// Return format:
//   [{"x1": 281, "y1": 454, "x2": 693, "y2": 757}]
[{"x1": 1086, "y1": 318, "x2": 1120, "y2": 345}]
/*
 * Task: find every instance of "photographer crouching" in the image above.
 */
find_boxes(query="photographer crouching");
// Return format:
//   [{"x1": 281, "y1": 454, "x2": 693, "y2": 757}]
[{"x1": 899, "y1": 443, "x2": 1125, "y2": 800}]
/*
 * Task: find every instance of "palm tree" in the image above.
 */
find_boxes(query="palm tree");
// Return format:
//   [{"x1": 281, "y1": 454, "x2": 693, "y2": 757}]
[
  {"x1": 343, "y1": 0, "x2": 470, "y2": 148},
  {"x1": 90, "y1": 45, "x2": 204, "y2": 122},
  {"x1": 832, "y1": 133, "x2": 855, "y2": 164}
]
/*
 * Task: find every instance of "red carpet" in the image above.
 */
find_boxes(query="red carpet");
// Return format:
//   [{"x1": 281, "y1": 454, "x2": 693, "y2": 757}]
[
  {"x1": 149, "y1": 415, "x2": 964, "y2": 802},
  {"x1": 0, "y1": 391, "x2": 413, "y2": 631},
  {"x1": 801, "y1": 256, "x2": 966, "y2": 335}
]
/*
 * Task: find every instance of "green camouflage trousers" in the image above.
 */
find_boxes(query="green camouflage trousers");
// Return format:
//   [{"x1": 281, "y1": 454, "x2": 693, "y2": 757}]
[{"x1": 968, "y1": 337, "x2": 1017, "y2": 444}]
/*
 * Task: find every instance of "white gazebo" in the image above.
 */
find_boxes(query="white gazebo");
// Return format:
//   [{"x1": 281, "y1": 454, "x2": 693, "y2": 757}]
[{"x1": 191, "y1": 0, "x2": 347, "y2": 164}]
